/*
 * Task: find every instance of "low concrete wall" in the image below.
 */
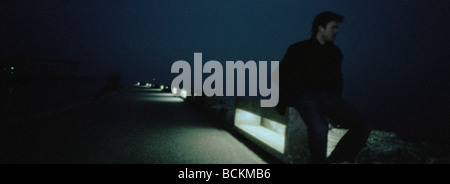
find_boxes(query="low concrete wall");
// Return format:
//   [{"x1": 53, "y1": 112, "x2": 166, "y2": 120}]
[
  {"x1": 233, "y1": 97, "x2": 312, "y2": 163},
  {"x1": 179, "y1": 94, "x2": 448, "y2": 164},
  {"x1": 234, "y1": 97, "x2": 350, "y2": 164}
]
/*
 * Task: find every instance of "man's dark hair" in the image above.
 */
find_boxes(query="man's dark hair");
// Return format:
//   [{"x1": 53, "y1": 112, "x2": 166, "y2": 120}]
[{"x1": 312, "y1": 11, "x2": 344, "y2": 35}]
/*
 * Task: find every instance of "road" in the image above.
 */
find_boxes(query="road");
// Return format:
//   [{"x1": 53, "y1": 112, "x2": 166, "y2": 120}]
[{"x1": 0, "y1": 86, "x2": 267, "y2": 164}]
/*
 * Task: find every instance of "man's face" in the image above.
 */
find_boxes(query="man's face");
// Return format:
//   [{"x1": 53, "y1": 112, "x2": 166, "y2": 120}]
[{"x1": 319, "y1": 21, "x2": 339, "y2": 42}]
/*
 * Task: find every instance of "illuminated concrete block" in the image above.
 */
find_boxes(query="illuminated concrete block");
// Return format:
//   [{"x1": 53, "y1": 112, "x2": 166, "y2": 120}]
[
  {"x1": 283, "y1": 107, "x2": 311, "y2": 163},
  {"x1": 234, "y1": 97, "x2": 347, "y2": 164}
]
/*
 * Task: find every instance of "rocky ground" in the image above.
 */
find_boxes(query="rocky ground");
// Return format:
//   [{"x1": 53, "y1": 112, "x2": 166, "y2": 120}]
[{"x1": 357, "y1": 130, "x2": 450, "y2": 164}]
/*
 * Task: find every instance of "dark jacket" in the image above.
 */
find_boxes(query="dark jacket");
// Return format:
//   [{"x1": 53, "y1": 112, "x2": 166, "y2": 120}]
[{"x1": 277, "y1": 38, "x2": 344, "y2": 112}]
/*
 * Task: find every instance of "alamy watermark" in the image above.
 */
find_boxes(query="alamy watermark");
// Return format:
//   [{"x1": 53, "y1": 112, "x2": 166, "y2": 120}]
[{"x1": 171, "y1": 52, "x2": 279, "y2": 107}]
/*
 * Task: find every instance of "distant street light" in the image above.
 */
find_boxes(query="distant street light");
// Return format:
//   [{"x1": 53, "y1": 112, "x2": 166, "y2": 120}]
[
  {"x1": 180, "y1": 89, "x2": 187, "y2": 99},
  {"x1": 172, "y1": 87, "x2": 178, "y2": 95}
]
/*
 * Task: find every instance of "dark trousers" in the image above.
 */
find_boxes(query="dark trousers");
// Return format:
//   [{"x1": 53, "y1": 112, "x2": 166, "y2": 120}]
[{"x1": 292, "y1": 92, "x2": 371, "y2": 163}]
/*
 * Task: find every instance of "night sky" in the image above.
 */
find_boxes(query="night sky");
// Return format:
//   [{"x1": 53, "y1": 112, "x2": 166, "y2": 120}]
[{"x1": 2, "y1": 1, "x2": 450, "y2": 144}]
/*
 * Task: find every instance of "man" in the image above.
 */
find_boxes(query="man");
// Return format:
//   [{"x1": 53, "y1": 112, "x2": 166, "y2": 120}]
[{"x1": 278, "y1": 11, "x2": 371, "y2": 163}]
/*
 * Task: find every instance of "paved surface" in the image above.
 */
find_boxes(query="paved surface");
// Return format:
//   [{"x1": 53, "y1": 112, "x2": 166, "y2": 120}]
[{"x1": 0, "y1": 87, "x2": 267, "y2": 164}]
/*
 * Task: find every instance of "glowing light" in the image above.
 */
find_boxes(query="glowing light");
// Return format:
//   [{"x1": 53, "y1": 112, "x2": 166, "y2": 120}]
[
  {"x1": 136, "y1": 82, "x2": 140, "y2": 86},
  {"x1": 143, "y1": 93, "x2": 175, "y2": 97},
  {"x1": 234, "y1": 109, "x2": 261, "y2": 126},
  {"x1": 145, "y1": 89, "x2": 163, "y2": 92},
  {"x1": 140, "y1": 97, "x2": 184, "y2": 103},
  {"x1": 180, "y1": 89, "x2": 187, "y2": 99},
  {"x1": 236, "y1": 124, "x2": 285, "y2": 154},
  {"x1": 11, "y1": 66, "x2": 14, "y2": 70},
  {"x1": 172, "y1": 87, "x2": 178, "y2": 95},
  {"x1": 160, "y1": 85, "x2": 165, "y2": 90}
]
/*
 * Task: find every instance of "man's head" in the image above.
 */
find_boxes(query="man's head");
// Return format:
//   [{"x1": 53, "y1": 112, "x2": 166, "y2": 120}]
[{"x1": 312, "y1": 11, "x2": 344, "y2": 43}]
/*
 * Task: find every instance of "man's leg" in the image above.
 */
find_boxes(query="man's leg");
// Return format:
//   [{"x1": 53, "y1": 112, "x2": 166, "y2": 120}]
[
  {"x1": 292, "y1": 93, "x2": 329, "y2": 164},
  {"x1": 322, "y1": 94, "x2": 371, "y2": 162}
]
